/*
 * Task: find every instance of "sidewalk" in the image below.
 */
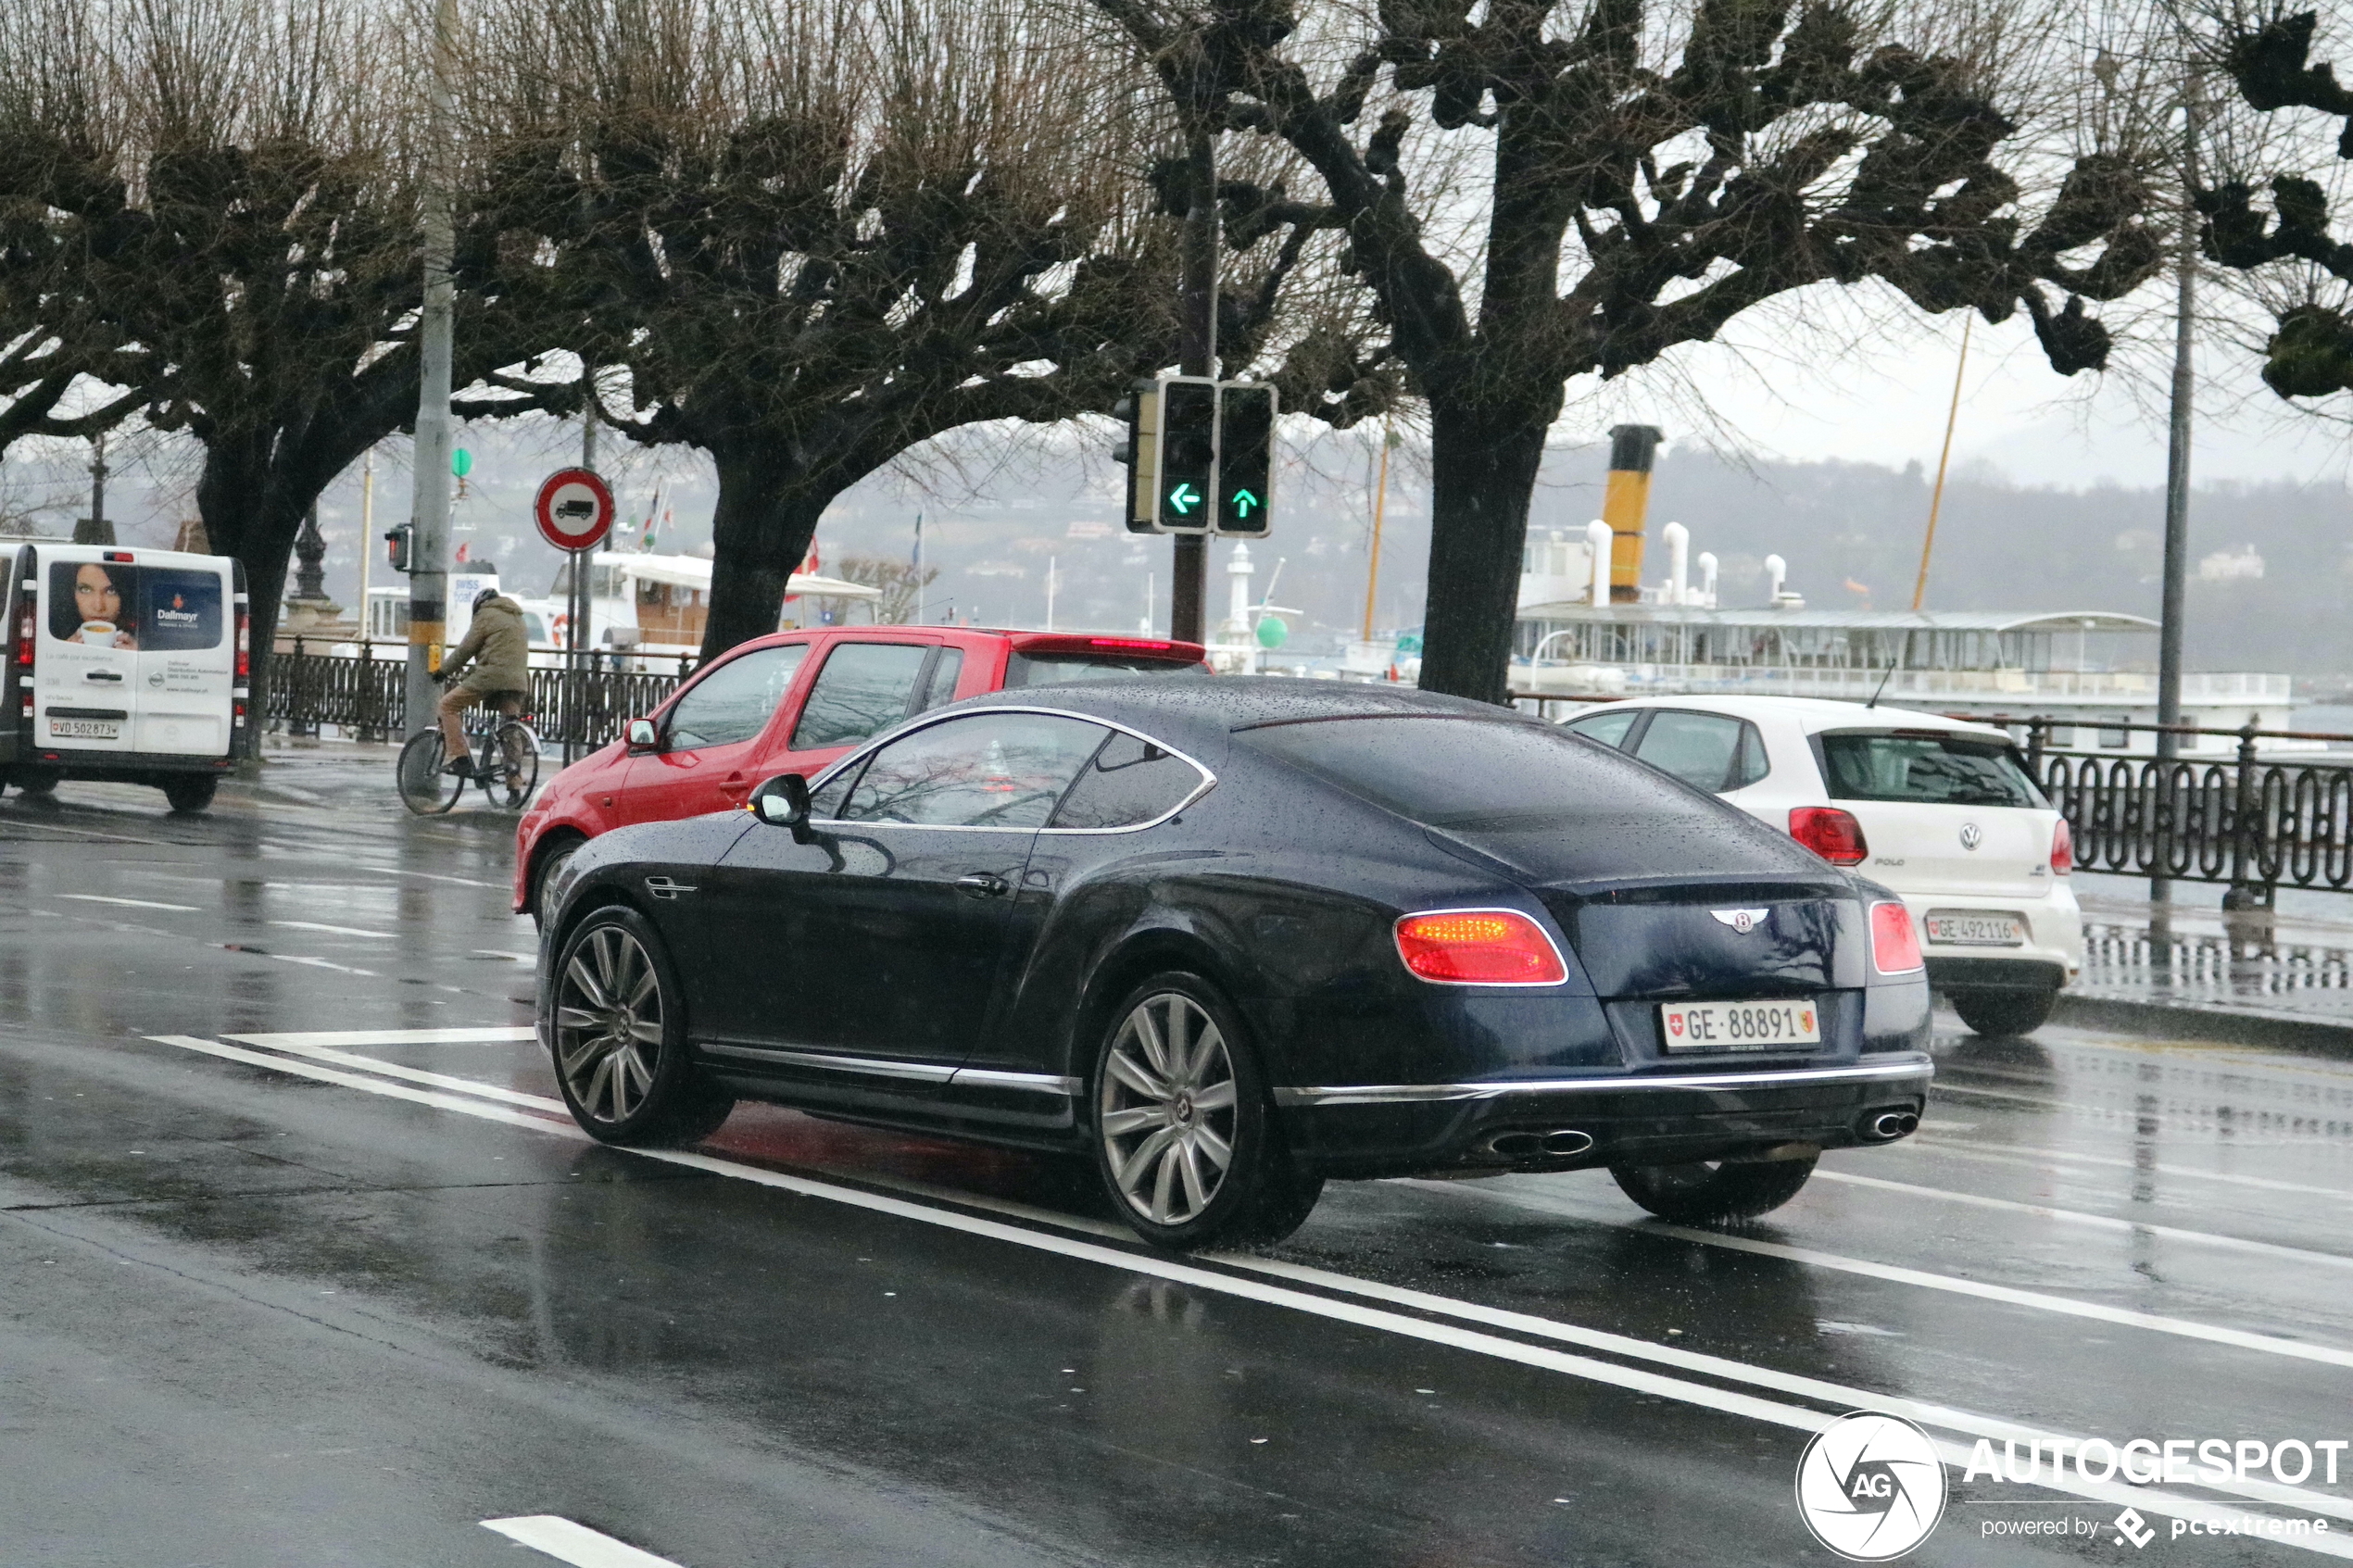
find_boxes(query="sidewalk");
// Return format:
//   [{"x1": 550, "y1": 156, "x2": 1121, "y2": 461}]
[{"x1": 2061, "y1": 889, "x2": 2353, "y2": 1056}]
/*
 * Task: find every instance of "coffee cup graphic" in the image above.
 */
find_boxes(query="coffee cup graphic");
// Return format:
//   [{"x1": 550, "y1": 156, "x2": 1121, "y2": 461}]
[{"x1": 79, "y1": 620, "x2": 117, "y2": 645}]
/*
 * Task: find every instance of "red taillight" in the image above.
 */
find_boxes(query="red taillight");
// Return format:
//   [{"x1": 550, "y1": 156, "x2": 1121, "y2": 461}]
[
  {"x1": 1394, "y1": 909, "x2": 1567, "y2": 986},
  {"x1": 1789, "y1": 806, "x2": 1869, "y2": 866},
  {"x1": 234, "y1": 606, "x2": 250, "y2": 681},
  {"x1": 2050, "y1": 819, "x2": 2073, "y2": 877},
  {"x1": 1088, "y1": 637, "x2": 1173, "y2": 650},
  {"x1": 1870, "y1": 901, "x2": 1923, "y2": 974},
  {"x1": 14, "y1": 608, "x2": 31, "y2": 668}
]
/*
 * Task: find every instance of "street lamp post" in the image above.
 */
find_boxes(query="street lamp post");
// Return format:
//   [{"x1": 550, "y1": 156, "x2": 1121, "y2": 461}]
[{"x1": 403, "y1": 0, "x2": 460, "y2": 738}]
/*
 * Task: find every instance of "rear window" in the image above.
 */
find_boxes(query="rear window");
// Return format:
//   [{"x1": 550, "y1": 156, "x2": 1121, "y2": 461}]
[
  {"x1": 1238, "y1": 715, "x2": 1819, "y2": 884},
  {"x1": 1816, "y1": 731, "x2": 2045, "y2": 809},
  {"x1": 1003, "y1": 652, "x2": 1207, "y2": 688}
]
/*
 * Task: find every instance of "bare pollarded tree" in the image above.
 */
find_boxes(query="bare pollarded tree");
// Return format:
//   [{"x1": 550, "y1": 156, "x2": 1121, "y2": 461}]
[
  {"x1": 0, "y1": 0, "x2": 545, "y2": 686},
  {"x1": 462, "y1": 0, "x2": 1193, "y2": 656},
  {"x1": 1090, "y1": 0, "x2": 2173, "y2": 702}
]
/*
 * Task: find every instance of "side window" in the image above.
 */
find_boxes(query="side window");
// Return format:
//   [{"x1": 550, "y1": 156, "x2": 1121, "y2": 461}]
[
  {"x1": 789, "y1": 643, "x2": 931, "y2": 750},
  {"x1": 1050, "y1": 731, "x2": 1207, "y2": 830},
  {"x1": 1564, "y1": 709, "x2": 1640, "y2": 749},
  {"x1": 840, "y1": 713, "x2": 1108, "y2": 828},
  {"x1": 1632, "y1": 709, "x2": 1749, "y2": 793},
  {"x1": 1727, "y1": 721, "x2": 1770, "y2": 791},
  {"x1": 808, "y1": 758, "x2": 865, "y2": 821},
  {"x1": 911, "y1": 647, "x2": 965, "y2": 715},
  {"x1": 665, "y1": 645, "x2": 807, "y2": 751}
]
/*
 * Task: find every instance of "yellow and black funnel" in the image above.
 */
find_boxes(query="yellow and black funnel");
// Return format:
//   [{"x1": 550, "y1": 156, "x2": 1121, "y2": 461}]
[{"x1": 1602, "y1": 424, "x2": 1663, "y2": 603}]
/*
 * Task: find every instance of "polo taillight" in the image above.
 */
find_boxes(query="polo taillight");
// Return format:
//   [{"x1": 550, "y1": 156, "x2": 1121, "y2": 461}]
[
  {"x1": 1790, "y1": 806, "x2": 1869, "y2": 866},
  {"x1": 1394, "y1": 909, "x2": 1568, "y2": 986},
  {"x1": 1870, "y1": 901, "x2": 1923, "y2": 974},
  {"x1": 2051, "y1": 819, "x2": 2073, "y2": 877}
]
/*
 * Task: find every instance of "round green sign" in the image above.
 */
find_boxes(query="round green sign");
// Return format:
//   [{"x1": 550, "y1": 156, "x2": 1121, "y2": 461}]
[
  {"x1": 451, "y1": 447, "x2": 472, "y2": 478},
  {"x1": 1254, "y1": 614, "x2": 1288, "y2": 649}
]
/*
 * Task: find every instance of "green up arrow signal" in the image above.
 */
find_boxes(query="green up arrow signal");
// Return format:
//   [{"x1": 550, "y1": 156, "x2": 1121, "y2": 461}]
[
  {"x1": 1230, "y1": 489, "x2": 1259, "y2": 517},
  {"x1": 1167, "y1": 483, "x2": 1201, "y2": 515}
]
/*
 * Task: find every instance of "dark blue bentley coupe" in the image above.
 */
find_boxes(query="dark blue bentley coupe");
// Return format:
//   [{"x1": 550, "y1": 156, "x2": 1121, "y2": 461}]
[{"x1": 537, "y1": 679, "x2": 1932, "y2": 1248}]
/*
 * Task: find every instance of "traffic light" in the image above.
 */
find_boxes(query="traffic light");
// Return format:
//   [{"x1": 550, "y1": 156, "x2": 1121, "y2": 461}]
[
  {"x1": 1113, "y1": 383, "x2": 1159, "y2": 534},
  {"x1": 384, "y1": 522, "x2": 415, "y2": 572},
  {"x1": 1121, "y1": 376, "x2": 1279, "y2": 534},
  {"x1": 1157, "y1": 377, "x2": 1217, "y2": 534},
  {"x1": 1214, "y1": 383, "x2": 1275, "y2": 536}
]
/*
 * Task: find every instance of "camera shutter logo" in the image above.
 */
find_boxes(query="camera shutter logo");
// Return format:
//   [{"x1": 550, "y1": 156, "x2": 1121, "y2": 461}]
[{"x1": 1794, "y1": 1411, "x2": 1947, "y2": 1561}]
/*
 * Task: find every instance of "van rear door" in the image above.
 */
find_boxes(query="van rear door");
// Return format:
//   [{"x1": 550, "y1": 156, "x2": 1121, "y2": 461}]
[
  {"x1": 34, "y1": 547, "x2": 140, "y2": 753},
  {"x1": 132, "y1": 558, "x2": 234, "y2": 756}
]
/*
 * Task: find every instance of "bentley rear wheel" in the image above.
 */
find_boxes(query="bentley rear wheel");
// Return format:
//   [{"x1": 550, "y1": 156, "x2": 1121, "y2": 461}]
[{"x1": 1090, "y1": 972, "x2": 1321, "y2": 1250}]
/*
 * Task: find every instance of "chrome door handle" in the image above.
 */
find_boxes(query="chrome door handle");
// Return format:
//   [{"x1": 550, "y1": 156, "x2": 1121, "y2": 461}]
[
  {"x1": 643, "y1": 875, "x2": 698, "y2": 899},
  {"x1": 956, "y1": 872, "x2": 1010, "y2": 898}
]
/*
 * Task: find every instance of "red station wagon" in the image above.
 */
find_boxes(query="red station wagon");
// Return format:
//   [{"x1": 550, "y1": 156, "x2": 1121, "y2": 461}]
[{"x1": 514, "y1": 626, "x2": 1208, "y2": 915}]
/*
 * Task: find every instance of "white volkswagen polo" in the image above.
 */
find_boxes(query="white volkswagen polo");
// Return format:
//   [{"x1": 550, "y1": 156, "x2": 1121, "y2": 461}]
[{"x1": 1558, "y1": 696, "x2": 2081, "y2": 1035}]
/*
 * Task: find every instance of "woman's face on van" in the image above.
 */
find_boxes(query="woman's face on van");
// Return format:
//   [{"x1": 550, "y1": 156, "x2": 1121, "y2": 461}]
[{"x1": 73, "y1": 564, "x2": 121, "y2": 623}]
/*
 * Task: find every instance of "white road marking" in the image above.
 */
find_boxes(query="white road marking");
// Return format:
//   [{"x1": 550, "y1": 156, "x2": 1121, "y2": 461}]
[
  {"x1": 56, "y1": 894, "x2": 199, "y2": 911},
  {"x1": 1449, "y1": 1179, "x2": 2353, "y2": 1371},
  {"x1": 472, "y1": 949, "x2": 536, "y2": 961},
  {"x1": 1908, "y1": 1135, "x2": 2353, "y2": 1200},
  {"x1": 270, "y1": 919, "x2": 396, "y2": 939},
  {"x1": 221, "y1": 1036, "x2": 564, "y2": 1112},
  {"x1": 258, "y1": 953, "x2": 379, "y2": 976},
  {"x1": 138, "y1": 1031, "x2": 2353, "y2": 1551},
  {"x1": 227, "y1": 1027, "x2": 538, "y2": 1047},
  {"x1": 1810, "y1": 1168, "x2": 2353, "y2": 1270},
  {"x1": 481, "y1": 1516, "x2": 685, "y2": 1568}
]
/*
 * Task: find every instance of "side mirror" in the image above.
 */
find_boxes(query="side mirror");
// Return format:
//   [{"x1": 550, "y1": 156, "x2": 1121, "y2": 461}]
[
  {"x1": 749, "y1": 772, "x2": 813, "y2": 842},
  {"x1": 625, "y1": 717, "x2": 660, "y2": 752}
]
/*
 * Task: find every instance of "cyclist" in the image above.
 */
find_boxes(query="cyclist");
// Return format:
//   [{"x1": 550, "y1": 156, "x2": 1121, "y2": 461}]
[{"x1": 436, "y1": 586, "x2": 532, "y2": 797}]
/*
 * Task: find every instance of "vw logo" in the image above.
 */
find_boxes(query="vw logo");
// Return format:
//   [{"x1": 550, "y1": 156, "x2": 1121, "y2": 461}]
[
  {"x1": 1711, "y1": 908, "x2": 1769, "y2": 935},
  {"x1": 1958, "y1": 822, "x2": 1983, "y2": 852}
]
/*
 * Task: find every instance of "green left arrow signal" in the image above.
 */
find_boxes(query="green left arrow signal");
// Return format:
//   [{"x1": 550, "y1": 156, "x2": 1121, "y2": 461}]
[
  {"x1": 1167, "y1": 483, "x2": 1201, "y2": 515},
  {"x1": 1229, "y1": 489, "x2": 1259, "y2": 517}
]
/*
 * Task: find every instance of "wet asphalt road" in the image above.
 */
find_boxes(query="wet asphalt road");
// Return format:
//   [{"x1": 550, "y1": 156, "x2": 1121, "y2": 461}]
[{"x1": 3, "y1": 745, "x2": 2351, "y2": 1567}]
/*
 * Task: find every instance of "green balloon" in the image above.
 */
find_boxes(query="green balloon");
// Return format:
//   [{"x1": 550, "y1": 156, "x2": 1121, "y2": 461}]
[
  {"x1": 450, "y1": 447, "x2": 472, "y2": 478},
  {"x1": 1254, "y1": 614, "x2": 1288, "y2": 649}
]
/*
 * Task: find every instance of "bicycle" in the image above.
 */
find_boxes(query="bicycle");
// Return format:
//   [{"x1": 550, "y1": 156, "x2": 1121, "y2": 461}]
[{"x1": 396, "y1": 706, "x2": 543, "y2": 815}]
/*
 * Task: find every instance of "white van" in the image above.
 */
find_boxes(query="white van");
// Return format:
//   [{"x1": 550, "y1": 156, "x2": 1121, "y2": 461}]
[{"x1": 4, "y1": 542, "x2": 250, "y2": 811}]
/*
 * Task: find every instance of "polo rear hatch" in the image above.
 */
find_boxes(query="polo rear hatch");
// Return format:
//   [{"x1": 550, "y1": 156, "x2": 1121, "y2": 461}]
[{"x1": 1812, "y1": 727, "x2": 2061, "y2": 898}]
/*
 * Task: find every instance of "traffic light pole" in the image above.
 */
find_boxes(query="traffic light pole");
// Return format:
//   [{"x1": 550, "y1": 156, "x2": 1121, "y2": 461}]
[
  {"x1": 404, "y1": 0, "x2": 459, "y2": 739},
  {"x1": 1172, "y1": 129, "x2": 1217, "y2": 645}
]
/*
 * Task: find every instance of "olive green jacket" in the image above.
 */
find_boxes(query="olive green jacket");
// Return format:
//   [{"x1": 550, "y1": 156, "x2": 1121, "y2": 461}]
[{"x1": 444, "y1": 596, "x2": 530, "y2": 693}]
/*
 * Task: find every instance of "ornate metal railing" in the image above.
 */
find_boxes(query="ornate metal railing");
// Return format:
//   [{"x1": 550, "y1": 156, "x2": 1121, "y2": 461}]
[
  {"x1": 2020, "y1": 717, "x2": 2353, "y2": 908},
  {"x1": 266, "y1": 642, "x2": 690, "y2": 750}
]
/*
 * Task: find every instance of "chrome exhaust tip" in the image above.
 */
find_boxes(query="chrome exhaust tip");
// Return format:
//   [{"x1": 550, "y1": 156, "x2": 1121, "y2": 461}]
[
  {"x1": 1868, "y1": 1110, "x2": 1920, "y2": 1140},
  {"x1": 1484, "y1": 1129, "x2": 1593, "y2": 1159}
]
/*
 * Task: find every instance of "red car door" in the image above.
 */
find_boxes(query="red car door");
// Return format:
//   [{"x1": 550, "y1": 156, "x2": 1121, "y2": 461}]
[
  {"x1": 617, "y1": 640, "x2": 812, "y2": 825},
  {"x1": 746, "y1": 634, "x2": 961, "y2": 784}
]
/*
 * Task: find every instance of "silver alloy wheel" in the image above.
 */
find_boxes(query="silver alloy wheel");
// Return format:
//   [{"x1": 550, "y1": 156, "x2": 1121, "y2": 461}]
[
  {"x1": 555, "y1": 923, "x2": 664, "y2": 1124},
  {"x1": 1099, "y1": 991, "x2": 1239, "y2": 1227}
]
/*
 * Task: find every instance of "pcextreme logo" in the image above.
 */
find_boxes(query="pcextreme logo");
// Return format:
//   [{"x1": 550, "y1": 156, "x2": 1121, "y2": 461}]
[{"x1": 1795, "y1": 1411, "x2": 1948, "y2": 1561}]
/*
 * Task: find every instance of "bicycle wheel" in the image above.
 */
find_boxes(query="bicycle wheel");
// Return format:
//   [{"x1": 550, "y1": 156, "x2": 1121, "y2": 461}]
[
  {"x1": 396, "y1": 730, "x2": 465, "y2": 816},
  {"x1": 492, "y1": 721, "x2": 543, "y2": 809}
]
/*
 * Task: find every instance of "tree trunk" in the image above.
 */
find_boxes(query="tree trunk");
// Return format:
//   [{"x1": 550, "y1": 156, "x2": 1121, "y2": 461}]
[
  {"x1": 701, "y1": 440, "x2": 834, "y2": 664},
  {"x1": 192, "y1": 440, "x2": 305, "y2": 734},
  {"x1": 1416, "y1": 397, "x2": 1552, "y2": 706}
]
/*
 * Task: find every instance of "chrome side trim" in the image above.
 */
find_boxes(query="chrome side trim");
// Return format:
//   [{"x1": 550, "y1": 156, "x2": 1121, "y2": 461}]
[
  {"x1": 947, "y1": 1067, "x2": 1082, "y2": 1097},
  {"x1": 1272, "y1": 1058, "x2": 1934, "y2": 1108},
  {"x1": 698, "y1": 1042, "x2": 956, "y2": 1084}
]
